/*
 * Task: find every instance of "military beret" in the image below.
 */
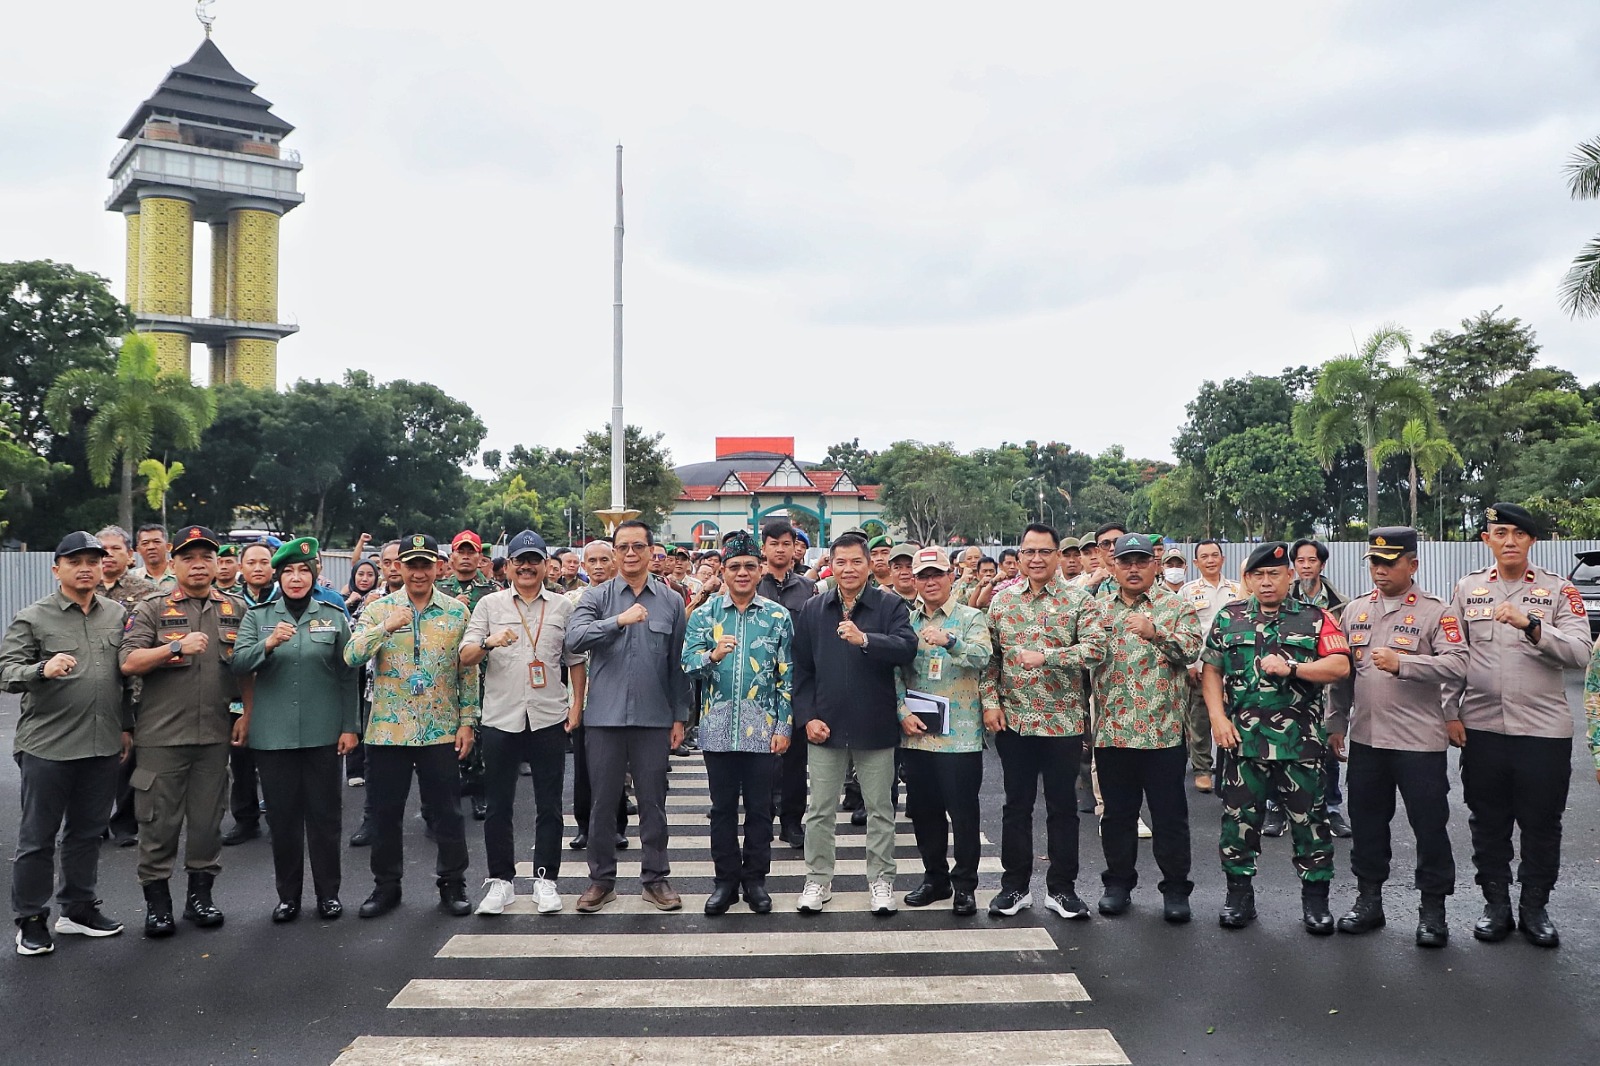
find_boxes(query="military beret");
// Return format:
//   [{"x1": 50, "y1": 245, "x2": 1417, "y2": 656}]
[
  {"x1": 216, "y1": 543, "x2": 239, "y2": 558},
  {"x1": 1366, "y1": 526, "x2": 1418, "y2": 561},
  {"x1": 271, "y1": 537, "x2": 319, "y2": 568},
  {"x1": 866, "y1": 535, "x2": 892, "y2": 551},
  {"x1": 1484, "y1": 502, "x2": 1541, "y2": 538},
  {"x1": 1243, "y1": 541, "x2": 1291, "y2": 573}
]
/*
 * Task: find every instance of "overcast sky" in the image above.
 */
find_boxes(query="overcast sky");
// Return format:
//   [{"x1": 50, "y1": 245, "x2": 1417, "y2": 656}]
[{"x1": 4, "y1": 1, "x2": 1598, "y2": 471}]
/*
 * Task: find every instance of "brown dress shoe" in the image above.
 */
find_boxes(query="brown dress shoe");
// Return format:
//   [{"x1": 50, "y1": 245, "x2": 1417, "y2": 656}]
[
  {"x1": 641, "y1": 880, "x2": 683, "y2": 911},
  {"x1": 576, "y1": 882, "x2": 616, "y2": 913},
  {"x1": 1193, "y1": 773, "x2": 1213, "y2": 793}
]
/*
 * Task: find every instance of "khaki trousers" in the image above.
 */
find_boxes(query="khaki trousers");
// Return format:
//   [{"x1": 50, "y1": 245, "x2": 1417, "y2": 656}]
[{"x1": 132, "y1": 743, "x2": 229, "y2": 884}]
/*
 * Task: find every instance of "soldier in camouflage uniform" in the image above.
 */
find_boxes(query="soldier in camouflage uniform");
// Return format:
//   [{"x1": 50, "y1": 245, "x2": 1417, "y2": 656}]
[
  {"x1": 1201, "y1": 541, "x2": 1352, "y2": 933},
  {"x1": 438, "y1": 532, "x2": 498, "y2": 821}
]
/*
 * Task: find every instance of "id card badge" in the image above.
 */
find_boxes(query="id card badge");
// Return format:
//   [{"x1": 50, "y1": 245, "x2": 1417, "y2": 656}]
[
  {"x1": 927, "y1": 654, "x2": 943, "y2": 682},
  {"x1": 527, "y1": 660, "x2": 548, "y2": 689}
]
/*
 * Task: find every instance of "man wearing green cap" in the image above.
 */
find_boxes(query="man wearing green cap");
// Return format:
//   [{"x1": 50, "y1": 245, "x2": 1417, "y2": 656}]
[{"x1": 1202, "y1": 541, "x2": 1350, "y2": 934}]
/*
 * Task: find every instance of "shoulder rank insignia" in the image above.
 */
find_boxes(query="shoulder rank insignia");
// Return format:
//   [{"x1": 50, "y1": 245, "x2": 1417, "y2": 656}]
[{"x1": 1404, "y1": 592, "x2": 1417, "y2": 605}]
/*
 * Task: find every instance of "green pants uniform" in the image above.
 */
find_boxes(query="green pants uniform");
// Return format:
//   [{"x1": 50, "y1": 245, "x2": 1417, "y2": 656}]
[
  {"x1": 1219, "y1": 754, "x2": 1332, "y2": 881},
  {"x1": 131, "y1": 743, "x2": 230, "y2": 885}
]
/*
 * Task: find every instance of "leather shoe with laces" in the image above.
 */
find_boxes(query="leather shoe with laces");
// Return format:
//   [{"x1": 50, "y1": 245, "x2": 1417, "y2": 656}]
[
  {"x1": 704, "y1": 882, "x2": 739, "y2": 915},
  {"x1": 272, "y1": 901, "x2": 300, "y2": 923},
  {"x1": 317, "y1": 898, "x2": 343, "y2": 920},
  {"x1": 438, "y1": 881, "x2": 472, "y2": 917},
  {"x1": 904, "y1": 882, "x2": 953, "y2": 908},
  {"x1": 358, "y1": 889, "x2": 400, "y2": 919}
]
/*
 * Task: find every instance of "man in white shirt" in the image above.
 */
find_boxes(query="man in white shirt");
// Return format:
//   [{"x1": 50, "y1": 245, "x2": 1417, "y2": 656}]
[
  {"x1": 461, "y1": 530, "x2": 585, "y2": 915},
  {"x1": 1178, "y1": 539, "x2": 1243, "y2": 793}
]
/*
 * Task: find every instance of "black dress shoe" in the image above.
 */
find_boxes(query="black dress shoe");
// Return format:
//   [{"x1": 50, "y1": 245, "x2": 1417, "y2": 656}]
[
  {"x1": 111, "y1": 831, "x2": 138, "y2": 848},
  {"x1": 904, "y1": 882, "x2": 953, "y2": 908},
  {"x1": 779, "y1": 823, "x2": 805, "y2": 849},
  {"x1": 471, "y1": 799, "x2": 488, "y2": 821},
  {"x1": 743, "y1": 883, "x2": 772, "y2": 913},
  {"x1": 221, "y1": 823, "x2": 261, "y2": 846},
  {"x1": 952, "y1": 891, "x2": 978, "y2": 916},
  {"x1": 272, "y1": 901, "x2": 300, "y2": 923},
  {"x1": 358, "y1": 889, "x2": 401, "y2": 918},
  {"x1": 438, "y1": 882, "x2": 472, "y2": 917},
  {"x1": 349, "y1": 823, "x2": 372, "y2": 848},
  {"x1": 317, "y1": 898, "x2": 343, "y2": 920},
  {"x1": 1327, "y1": 810, "x2": 1353, "y2": 838},
  {"x1": 1162, "y1": 892, "x2": 1192, "y2": 924},
  {"x1": 1097, "y1": 886, "x2": 1133, "y2": 916},
  {"x1": 616, "y1": 833, "x2": 629, "y2": 850},
  {"x1": 851, "y1": 807, "x2": 868, "y2": 826},
  {"x1": 704, "y1": 882, "x2": 739, "y2": 915},
  {"x1": 568, "y1": 831, "x2": 588, "y2": 850},
  {"x1": 624, "y1": 795, "x2": 638, "y2": 816}
]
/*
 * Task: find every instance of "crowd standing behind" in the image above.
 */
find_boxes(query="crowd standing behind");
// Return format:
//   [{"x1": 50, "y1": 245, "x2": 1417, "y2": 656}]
[{"x1": 3, "y1": 504, "x2": 1598, "y2": 958}]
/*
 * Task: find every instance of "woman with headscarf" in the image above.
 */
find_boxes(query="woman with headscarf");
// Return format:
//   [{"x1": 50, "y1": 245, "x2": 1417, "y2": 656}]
[
  {"x1": 232, "y1": 538, "x2": 360, "y2": 922},
  {"x1": 345, "y1": 558, "x2": 381, "y2": 614},
  {"x1": 342, "y1": 558, "x2": 383, "y2": 788}
]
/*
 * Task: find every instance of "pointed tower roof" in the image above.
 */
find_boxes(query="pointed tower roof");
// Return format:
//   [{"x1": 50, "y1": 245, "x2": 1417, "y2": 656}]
[{"x1": 117, "y1": 38, "x2": 294, "y2": 140}]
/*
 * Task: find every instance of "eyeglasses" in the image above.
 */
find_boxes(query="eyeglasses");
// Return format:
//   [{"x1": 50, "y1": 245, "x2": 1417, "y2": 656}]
[
  {"x1": 1018, "y1": 548, "x2": 1056, "y2": 558},
  {"x1": 1097, "y1": 539, "x2": 1118, "y2": 549},
  {"x1": 616, "y1": 543, "x2": 650, "y2": 554}
]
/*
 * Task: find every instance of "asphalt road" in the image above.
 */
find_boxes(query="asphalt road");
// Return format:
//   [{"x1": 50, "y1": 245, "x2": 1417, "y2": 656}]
[{"x1": 0, "y1": 684, "x2": 1596, "y2": 1066}]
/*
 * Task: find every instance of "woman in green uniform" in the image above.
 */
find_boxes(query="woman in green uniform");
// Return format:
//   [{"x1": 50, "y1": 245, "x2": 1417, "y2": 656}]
[{"x1": 232, "y1": 538, "x2": 360, "y2": 921}]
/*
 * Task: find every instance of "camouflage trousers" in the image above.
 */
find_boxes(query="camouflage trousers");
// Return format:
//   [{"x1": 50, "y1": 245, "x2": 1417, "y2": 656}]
[{"x1": 1219, "y1": 754, "x2": 1333, "y2": 882}]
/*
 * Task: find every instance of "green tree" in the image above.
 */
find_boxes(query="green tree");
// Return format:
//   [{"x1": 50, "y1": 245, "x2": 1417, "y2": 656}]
[
  {"x1": 465, "y1": 473, "x2": 543, "y2": 543},
  {"x1": 1559, "y1": 138, "x2": 1600, "y2": 317},
  {"x1": 45, "y1": 333, "x2": 215, "y2": 531},
  {"x1": 1208, "y1": 426, "x2": 1324, "y2": 539},
  {"x1": 1074, "y1": 482, "x2": 1133, "y2": 532},
  {"x1": 0, "y1": 260, "x2": 131, "y2": 451},
  {"x1": 1145, "y1": 465, "x2": 1210, "y2": 540},
  {"x1": 821, "y1": 438, "x2": 880, "y2": 483},
  {"x1": 1293, "y1": 324, "x2": 1432, "y2": 526},
  {"x1": 137, "y1": 457, "x2": 185, "y2": 530},
  {"x1": 579, "y1": 425, "x2": 683, "y2": 529},
  {"x1": 1372, "y1": 418, "x2": 1462, "y2": 529},
  {"x1": 1523, "y1": 495, "x2": 1600, "y2": 538},
  {"x1": 1501, "y1": 422, "x2": 1600, "y2": 503},
  {"x1": 873, "y1": 440, "x2": 1026, "y2": 544}
]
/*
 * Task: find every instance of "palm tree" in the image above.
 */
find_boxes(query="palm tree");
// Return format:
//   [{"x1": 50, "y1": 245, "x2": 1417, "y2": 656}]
[
  {"x1": 1560, "y1": 137, "x2": 1600, "y2": 317},
  {"x1": 138, "y1": 457, "x2": 185, "y2": 530},
  {"x1": 1373, "y1": 417, "x2": 1463, "y2": 529},
  {"x1": 45, "y1": 333, "x2": 216, "y2": 531},
  {"x1": 1292, "y1": 324, "x2": 1434, "y2": 527}
]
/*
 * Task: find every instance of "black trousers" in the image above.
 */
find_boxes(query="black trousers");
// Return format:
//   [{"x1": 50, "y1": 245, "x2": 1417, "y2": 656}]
[
  {"x1": 1346, "y1": 742, "x2": 1454, "y2": 895},
  {"x1": 366, "y1": 744, "x2": 468, "y2": 892},
  {"x1": 994, "y1": 729, "x2": 1082, "y2": 895},
  {"x1": 570, "y1": 725, "x2": 627, "y2": 835},
  {"x1": 704, "y1": 750, "x2": 774, "y2": 886},
  {"x1": 109, "y1": 750, "x2": 138, "y2": 838},
  {"x1": 11, "y1": 752, "x2": 119, "y2": 919},
  {"x1": 481, "y1": 721, "x2": 566, "y2": 882},
  {"x1": 229, "y1": 743, "x2": 261, "y2": 829},
  {"x1": 1095, "y1": 744, "x2": 1191, "y2": 894},
  {"x1": 344, "y1": 691, "x2": 371, "y2": 780},
  {"x1": 254, "y1": 746, "x2": 342, "y2": 903},
  {"x1": 902, "y1": 748, "x2": 983, "y2": 894},
  {"x1": 776, "y1": 738, "x2": 808, "y2": 826},
  {"x1": 1461, "y1": 728, "x2": 1570, "y2": 892}
]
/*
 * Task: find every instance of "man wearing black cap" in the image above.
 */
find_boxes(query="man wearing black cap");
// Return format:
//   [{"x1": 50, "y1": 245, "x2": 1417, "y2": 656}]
[
  {"x1": 758, "y1": 520, "x2": 817, "y2": 850},
  {"x1": 119, "y1": 526, "x2": 247, "y2": 937},
  {"x1": 1202, "y1": 541, "x2": 1351, "y2": 934},
  {"x1": 1328, "y1": 527, "x2": 1466, "y2": 947},
  {"x1": 1, "y1": 533, "x2": 132, "y2": 955},
  {"x1": 1444, "y1": 503, "x2": 1592, "y2": 947}
]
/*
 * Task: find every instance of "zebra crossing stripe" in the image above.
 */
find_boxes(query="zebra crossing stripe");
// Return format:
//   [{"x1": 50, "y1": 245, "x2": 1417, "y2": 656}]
[
  {"x1": 332, "y1": 1030, "x2": 1131, "y2": 1065},
  {"x1": 493, "y1": 890, "x2": 981, "y2": 914},
  {"x1": 438, "y1": 927, "x2": 1055, "y2": 958},
  {"x1": 556, "y1": 832, "x2": 985, "y2": 849},
  {"x1": 514, "y1": 857, "x2": 1003, "y2": 878},
  {"x1": 563, "y1": 813, "x2": 912, "y2": 826},
  {"x1": 389, "y1": 972, "x2": 1089, "y2": 1009}
]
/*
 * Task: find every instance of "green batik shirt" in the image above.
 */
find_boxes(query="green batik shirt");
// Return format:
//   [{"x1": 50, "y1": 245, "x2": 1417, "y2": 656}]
[
  {"x1": 1200, "y1": 596, "x2": 1350, "y2": 762},
  {"x1": 345, "y1": 589, "x2": 479, "y2": 745},
  {"x1": 1092, "y1": 585, "x2": 1202, "y2": 749},
  {"x1": 1584, "y1": 640, "x2": 1600, "y2": 771},
  {"x1": 897, "y1": 597, "x2": 993, "y2": 754},
  {"x1": 982, "y1": 576, "x2": 1109, "y2": 736},
  {"x1": 681, "y1": 593, "x2": 793, "y2": 752}
]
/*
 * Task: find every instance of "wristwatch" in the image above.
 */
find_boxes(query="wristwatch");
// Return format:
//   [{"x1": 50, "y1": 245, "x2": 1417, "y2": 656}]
[
  {"x1": 860, "y1": 633, "x2": 870, "y2": 652},
  {"x1": 168, "y1": 639, "x2": 183, "y2": 657},
  {"x1": 1287, "y1": 660, "x2": 1299, "y2": 680},
  {"x1": 34, "y1": 662, "x2": 46, "y2": 680}
]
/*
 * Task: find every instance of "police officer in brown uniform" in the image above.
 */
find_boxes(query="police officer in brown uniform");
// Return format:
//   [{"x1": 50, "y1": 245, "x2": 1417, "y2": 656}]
[
  {"x1": 119, "y1": 526, "x2": 248, "y2": 937},
  {"x1": 1327, "y1": 527, "x2": 1467, "y2": 947},
  {"x1": 1445, "y1": 503, "x2": 1593, "y2": 947}
]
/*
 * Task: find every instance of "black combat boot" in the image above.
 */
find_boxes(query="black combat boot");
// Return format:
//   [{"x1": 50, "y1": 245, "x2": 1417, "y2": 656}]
[
  {"x1": 1337, "y1": 878, "x2": 1386, "y2": 934},
  {"x1": 142, "y1": 881, "x2": 176, "y2": 939},
  {"x1": 182, "y1": 872, "x2": 225, "y2": 928},
  {"x1": 1415, "y1": 893, "x2": 1449, "y2": 948},
  {"x1": 1218, "y1": 874, "x2": 1256, "y2": 929},
  {"x1": 1472, "y1": 881, "x2": 1514, "y2": 943},
  {"x1": 1301, "y1": 880, "x2": 1335, "y2": 936},
  {"x1": 1518, "y1": 885, "x2": 1558, "y2": 948}
]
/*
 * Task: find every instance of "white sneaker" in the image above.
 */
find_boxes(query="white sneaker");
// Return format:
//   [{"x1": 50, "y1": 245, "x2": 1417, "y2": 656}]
[
  {"x1": 475, "y1": 878, "x2": 516, "y2": 916},
  {"x1": 347, "y1": 777, "x2": 365, "y2": 787},
  {"x1": 796, "y1": 880, "x2": 831, "y2": 913},
  {"x1": 1137, "y1": 817, "x2": 1153, "y2": 839},
  {"x1": 531, "y1": 877, "x2": 562, "y2": 914},
  {"x1": 869, "y1": 879, "x2": 897, "y2": 914}
]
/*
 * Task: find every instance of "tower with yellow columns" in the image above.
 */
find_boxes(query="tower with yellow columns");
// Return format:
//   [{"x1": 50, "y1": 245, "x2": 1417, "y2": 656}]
[{"x1": 106, "y1": 36, "x2": 301, "y2": 386}]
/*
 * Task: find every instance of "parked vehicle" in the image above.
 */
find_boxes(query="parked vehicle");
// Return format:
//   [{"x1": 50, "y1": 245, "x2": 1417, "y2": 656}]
[{"x1": 1566, "y1": 550, "x2": 1600, "y2": 639}]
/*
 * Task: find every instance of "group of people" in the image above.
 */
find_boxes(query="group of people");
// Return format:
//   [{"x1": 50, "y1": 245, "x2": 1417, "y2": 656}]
[{"x1": 4, "y1": 501, "x2": 1596, "y2": 959}]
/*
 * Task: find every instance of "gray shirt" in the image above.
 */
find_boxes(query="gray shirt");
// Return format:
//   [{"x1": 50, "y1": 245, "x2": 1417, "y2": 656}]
[
  {"x1": 0, "y1": 590, "x2": 130, "y2": 760},
  {"x1": 566, "y1": 574, "x2": 691, "y2": 728},
  {"x1": 466, "y1": 586, "x2": 581, "y2": 732},
  {"x1": 1328, "y1": 585, "x2": 1465, "y2": 751}
]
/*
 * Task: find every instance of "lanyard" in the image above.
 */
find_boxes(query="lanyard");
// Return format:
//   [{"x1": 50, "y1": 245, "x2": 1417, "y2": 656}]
[
  {"x1": 410, "y1": 604, "x2": 424, "y2": 665},
  {"x1": 511, "y1": 593, "x2": 548, "y2": 653}
]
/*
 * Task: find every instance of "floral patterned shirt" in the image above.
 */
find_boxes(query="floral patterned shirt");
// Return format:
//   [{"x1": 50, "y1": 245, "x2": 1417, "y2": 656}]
[
  {"x1": 897, "y1": 597, "x2": 993, "y2": 754},
  {"x1": 1584, "y1": 640, "x2": 1600, "y2": 771},
  {"x1": 1092, "y1": 585, "x2": 1202, "y2": 749},
  {"x1": 345, "y1": 589, "x2": 479, "y2": 745},
  {"x1": 982, "y1": 575, "x2": 1109, "y2": 736},
  {"x1": 682, "y1": 592, "x2": 793, "y2": 752}
]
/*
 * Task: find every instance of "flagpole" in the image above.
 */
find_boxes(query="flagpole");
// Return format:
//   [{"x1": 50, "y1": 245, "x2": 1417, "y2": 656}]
[{"x1": 596, "y1": 144, "x2": 639, "y2": 535}]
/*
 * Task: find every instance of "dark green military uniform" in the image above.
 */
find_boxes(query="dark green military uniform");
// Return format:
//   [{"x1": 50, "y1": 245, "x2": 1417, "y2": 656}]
[
  {"x1": 437, "y1": 571, "x2": 497, "y2": 805},
  {"x1": 1203, "y1": 593, "x2": 1350, "y2": 883}
]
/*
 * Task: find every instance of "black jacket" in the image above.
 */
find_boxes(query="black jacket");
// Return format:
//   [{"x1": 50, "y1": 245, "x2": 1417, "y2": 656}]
[
  {"x1": 792, "y1": 584, "x2": 918, "y2": 750},
  {"x1": 758, "y1": 569, "x2": 817, "y2": 615}
]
